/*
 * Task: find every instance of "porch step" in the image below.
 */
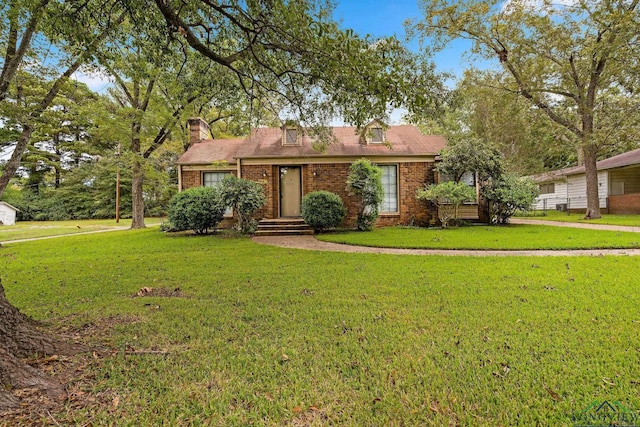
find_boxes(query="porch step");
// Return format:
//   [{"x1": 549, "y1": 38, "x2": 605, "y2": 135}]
[{"x1": 255, "y1": 218, "x2": 314, "y2": 236}]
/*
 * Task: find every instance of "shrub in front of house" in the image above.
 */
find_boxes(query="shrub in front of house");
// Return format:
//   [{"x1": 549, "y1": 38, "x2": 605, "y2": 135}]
[
  {"x1": 484, "y1": 174, "x2": 539, "y2": 224},
  {"x1": 346, "y1": 159, "x2": 383, "y2": 231},
  {"x1": 301, "y1": 191, "x2": 345, "y2": 232},
  {"x1": 417, "y1": 181, "x2": 476, "y2": 228},
  {"x1": 168, "y1": 186, "x2": 225, "y2": 234},
  {"x1": 219, "y1": 175, "x2": 266, "y2": 234}
]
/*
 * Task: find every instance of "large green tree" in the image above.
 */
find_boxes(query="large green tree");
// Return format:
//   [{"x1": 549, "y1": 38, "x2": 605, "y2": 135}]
[
  {"x1": 94, "y1": 9, "x2": 252, "y2": 228},
  {"x1": 0, "y1": 0, "x2": 126, "y2": 410},
  {"x1": 152, "y1": 0, "x2": 443, "y2": 132},
  {"x1": 0, "y1": 0, "x2": 125, "y2": 197},
  {"x1": 417, "y1": 0, "x2": 640, "y2": 218},
  {"x1": 452, "y1": 71, "x2": 579, "y2": 174}
]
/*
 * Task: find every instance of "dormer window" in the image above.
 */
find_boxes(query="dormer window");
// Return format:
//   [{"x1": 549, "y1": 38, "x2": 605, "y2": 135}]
[
  {"x1": 370, "y1": 127, "x2": 384, "y2": 143},
  {"x1": 285, "y1": 128, "x2": 297, "y2": 144},
  {"x1": 360, "y1": 119, "x2": 387, "y2": 144},
  {"x1": 281, "y1": 125, "x2": 301, "y2": 146}
]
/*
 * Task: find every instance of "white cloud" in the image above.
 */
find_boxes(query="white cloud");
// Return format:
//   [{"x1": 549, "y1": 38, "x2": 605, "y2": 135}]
[
  {"x1": 71, "y1": 69, "x2": 112, "y2": 93},
  {"x1": 501, "y1": 0, "x2": 578, "y2": 14}
]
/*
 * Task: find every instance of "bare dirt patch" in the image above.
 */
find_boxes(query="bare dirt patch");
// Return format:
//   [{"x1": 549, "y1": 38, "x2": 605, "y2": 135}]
[
  {"x1": 132, "y1": 286, "x2": 187, "y2": 298},
  {"x1": 0, "y1": 315, "x2": 141, "y2": 426}
]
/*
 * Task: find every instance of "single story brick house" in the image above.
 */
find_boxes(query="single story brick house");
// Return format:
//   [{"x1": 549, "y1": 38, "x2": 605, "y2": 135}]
[
  {"x1": 530, "y1": 147, "x2": 640, "y2": 214},
  {"x1": 176, "y1": 118, "x2": 450, "y2": 228}
]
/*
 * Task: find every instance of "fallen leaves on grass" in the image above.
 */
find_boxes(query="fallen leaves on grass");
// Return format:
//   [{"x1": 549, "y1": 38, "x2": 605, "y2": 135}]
[
  {"x1": 543, "y1": 384, "x2": 562, "y2": 401},
  {"x1": 133, "y1": 286, "x2": 187, "y2": 298},
  {"x1": 602, "y1": 377, "x2": 615, "y2": 387},
  {"x1": 287, "y1": 405, "x2": 328, "y2": 426}
]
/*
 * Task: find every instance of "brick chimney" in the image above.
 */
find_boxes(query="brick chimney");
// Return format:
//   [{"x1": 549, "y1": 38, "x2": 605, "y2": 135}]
[{"x1": 188, "y1": 117, "x2": 210, "y2": 145}]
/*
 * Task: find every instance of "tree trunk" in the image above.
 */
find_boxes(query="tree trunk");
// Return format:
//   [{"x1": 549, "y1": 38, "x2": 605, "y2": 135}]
[
  {"x1": 582, "y1": 143, "x2": 601, "y2": 219},
  {"x1": 131, "y1": 157, "x2": 145, "y2": 229},
  {"x1": 0, "y1": 125, "x2": 33, "y2": 196},
  {"x1": 130, "y1": 124, "x2": 145, "y2": 230},
  {"x1": 0, "y1": 279, "x2": 86, "y2": 410}
]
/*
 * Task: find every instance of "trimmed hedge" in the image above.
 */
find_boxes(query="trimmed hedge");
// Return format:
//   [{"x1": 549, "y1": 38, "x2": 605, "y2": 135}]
[
  {"x1": 301, "y1": 191, "x2": 345, "y2": 231},
  {"x1": 168, "y1": 186, "x2": 225, "y2": 234}
]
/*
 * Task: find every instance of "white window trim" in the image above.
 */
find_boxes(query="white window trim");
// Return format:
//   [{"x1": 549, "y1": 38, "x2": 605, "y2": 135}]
[
  {"x1": 379, "y1": 164, "x2": 399, "y2": 214},
  {"x1": 202, "y1": 171, "x2": 233, "y2": 216}
]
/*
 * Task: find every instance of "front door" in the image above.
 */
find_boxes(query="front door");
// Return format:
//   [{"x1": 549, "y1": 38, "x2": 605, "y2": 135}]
[{"x1": 280, "y1": 166, "x2": 301, "y2": 217}]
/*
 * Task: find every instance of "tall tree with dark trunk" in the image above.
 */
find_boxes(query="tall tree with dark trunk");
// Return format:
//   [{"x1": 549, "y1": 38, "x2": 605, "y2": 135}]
[
  {"x1": 0, "y1": 0, "x2": 124, "y2": 410},
  {"x1": 96, "y1": 34, "x2": 245, "y2": 229},
  {"x1": 416, "y1": 0, "x2": 640, "y2": 218}
]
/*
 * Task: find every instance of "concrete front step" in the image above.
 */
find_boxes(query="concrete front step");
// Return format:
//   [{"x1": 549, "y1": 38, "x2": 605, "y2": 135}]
[
  {"x1": 254, "y1": 229, "x2": 315, "y2": 236},
  {"x1": 258, "y1": 224, "x2": 312, "y2": 230},
  {"x1": 256, "y1": 218, "x2": 314, "y2": 236},
  {"x1": 259, "y1": 218, "x2": 306, "y2": 225}
]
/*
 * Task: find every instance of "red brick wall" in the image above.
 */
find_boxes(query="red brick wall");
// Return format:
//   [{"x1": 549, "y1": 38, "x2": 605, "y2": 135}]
[
  {"x1": 180, "y1": 161, "x2": 437, "y2": 228},
  {"x1": 181, "y1": 170, "x2": 201, "y2": 190},
  {"x1": 609, "y1": 193, "x2": 640, "y2": 214},
  {"x1": 241, "y1": 165, "x2": 271, "y2": 219},
  {"x1": 306, "y1": 163, "x2": 358, "y2": 227},
  {"x1": 304, "y1": 162, "x2": 436, "y2": 228},
  {"x1": 396, "y1": 162, "x2": 436, "y2": 227}
]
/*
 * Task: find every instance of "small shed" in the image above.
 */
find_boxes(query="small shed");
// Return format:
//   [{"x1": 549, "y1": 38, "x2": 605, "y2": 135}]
[{"x1": 0, "y1": 201, "x2": 19, "y2": 225}]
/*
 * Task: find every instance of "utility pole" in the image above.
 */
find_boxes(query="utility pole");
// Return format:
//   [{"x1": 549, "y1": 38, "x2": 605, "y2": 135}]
[{"x1": 115, "y1": 143, "x2": 121, "y2": 223}]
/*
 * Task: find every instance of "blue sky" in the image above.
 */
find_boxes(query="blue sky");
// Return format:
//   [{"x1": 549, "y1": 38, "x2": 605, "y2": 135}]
[
  {"x1": 334, "y1": 0, "x2": 476, "y2": 78},
  {"x1": 68, "y1": 1, "x2": 483, "y2": 125},
  {"x1": 75, "y1": 1, "x2": 476, "y2": 94}
]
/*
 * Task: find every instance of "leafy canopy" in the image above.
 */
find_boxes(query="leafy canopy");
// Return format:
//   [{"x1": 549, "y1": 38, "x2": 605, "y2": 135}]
[{"x1": 415, "y1": 0, "x2": 640, "y2": 218}]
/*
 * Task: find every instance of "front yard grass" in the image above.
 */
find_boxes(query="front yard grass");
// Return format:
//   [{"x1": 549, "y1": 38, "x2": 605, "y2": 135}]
[
  {"x1": 1, "y1": 229, "x2": 639, "y2": 425},
  {"x1": 317, "y1": 224, "x2": 640, "y2": 250},
  {"x1": 518, "y1": 209, "x2": 640, "y2": 226},
  {"x1": 0, "y1": 217, "x2": 162, "y2": 241}
]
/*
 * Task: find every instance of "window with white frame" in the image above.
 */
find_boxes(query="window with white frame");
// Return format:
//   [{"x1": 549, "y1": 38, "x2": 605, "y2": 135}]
[
  {"x1": 379, "y1": 164, "x2": 398, "y2": 213},
  {"x1": 203, "y1": 171, "x2": 232, "y2": 215},
  {"x1": 539, "y1": 183, "x2": 555, "y2": 194}
]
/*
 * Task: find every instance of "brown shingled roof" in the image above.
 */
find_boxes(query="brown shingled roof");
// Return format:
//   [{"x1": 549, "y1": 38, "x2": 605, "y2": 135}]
[
  {"x1": 531, "y1": 147, "x2": 640, "y2": 183},
  {"x1": 176, "y1": 138, "x2": 244, "y2": 165},
  {"x1": 177, "y1": 125, "x2": 446, "y2": 165}
]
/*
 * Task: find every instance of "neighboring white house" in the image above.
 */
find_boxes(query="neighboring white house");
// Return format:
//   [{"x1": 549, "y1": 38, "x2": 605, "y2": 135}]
[
  {"x1": 0, "y1": 201, "x2": 19, "y2": 225},
  {"x1": 530, "y1": 148, "x2": 640, "y2": 214}
]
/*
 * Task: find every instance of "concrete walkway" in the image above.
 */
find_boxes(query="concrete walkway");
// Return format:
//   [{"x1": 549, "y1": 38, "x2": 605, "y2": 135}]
[
  {"x1": 0, "y1": 224, "x2": 159, "y2": 246},
  {"x1": 253, "y1": 219, "x2": 640, "y2": 257},
  {"x1": 510, "y1": 217, "x2": 640, "y2": 232}
]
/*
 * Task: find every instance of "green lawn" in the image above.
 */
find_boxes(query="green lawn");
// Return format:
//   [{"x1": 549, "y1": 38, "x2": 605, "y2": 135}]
[
  {"x1": 0, "y1": 217, "x2": 162, "y2": 241},
  {"x1": 317, "y1": 225, "x2": 640, "y2": 250},
  {"x1": 2, "y1": 229, "x2": 639, "y2": 425},
  {"x1": 519, "y1": 209, "x2": 640, "y2": 226}
]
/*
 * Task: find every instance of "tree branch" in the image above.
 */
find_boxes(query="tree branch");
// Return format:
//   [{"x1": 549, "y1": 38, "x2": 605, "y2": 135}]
[{"x1": 0, "y1": 0, "x2": 51, "y2": 101}]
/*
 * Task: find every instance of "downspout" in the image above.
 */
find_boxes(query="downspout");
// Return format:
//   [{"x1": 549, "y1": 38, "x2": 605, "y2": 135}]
[{"x1": 178, "y1": 164, "x2": 182, "y2": 191}]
